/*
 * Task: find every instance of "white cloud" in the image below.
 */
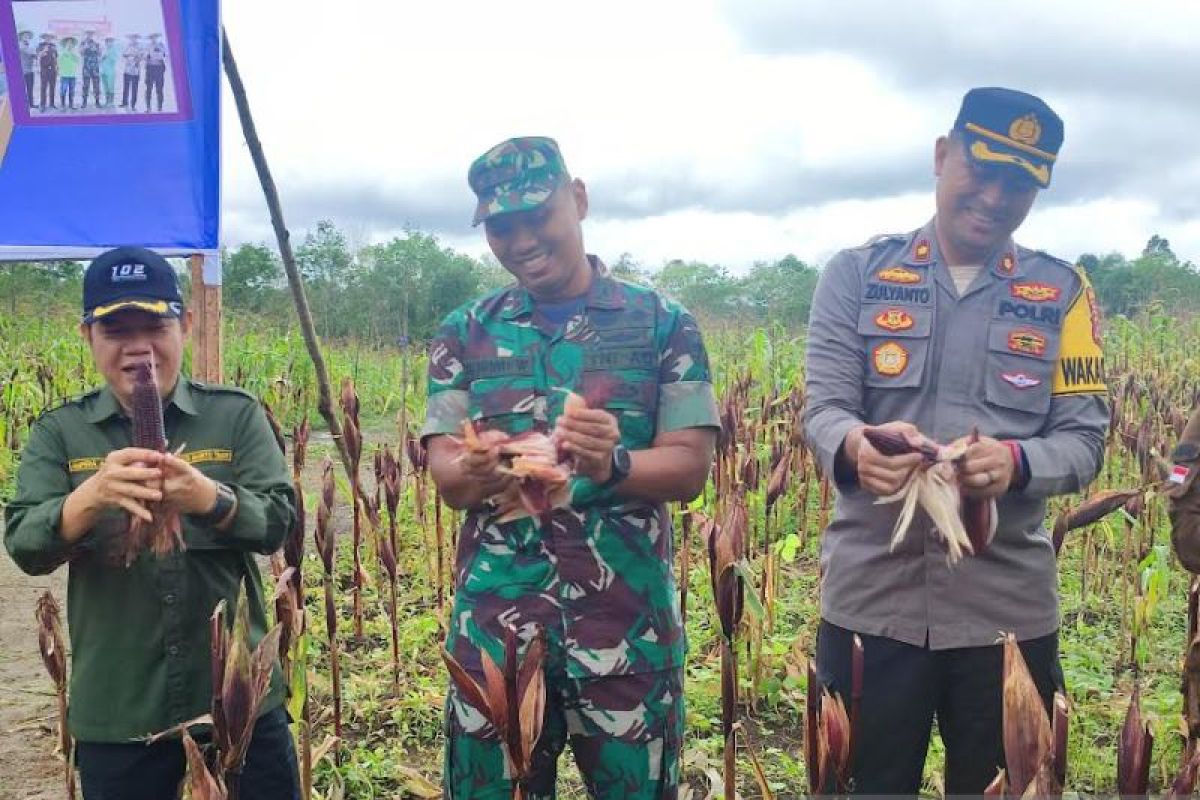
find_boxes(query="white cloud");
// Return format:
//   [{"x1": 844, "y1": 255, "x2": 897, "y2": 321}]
[{"x1": 219, "y1": 0, "x2": 1200, "y2": 270}]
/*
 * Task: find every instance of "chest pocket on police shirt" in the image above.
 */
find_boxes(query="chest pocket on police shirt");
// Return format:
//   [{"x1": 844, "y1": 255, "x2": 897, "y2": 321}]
[
  {"x1": 983, "y1": 323, "x2": 1058, "y2": 416},
  {"x1": 856, "y1": 306, "x2": 933, "y2": 389},
  {"x1": 466, "y1": 357, "x2": 538, "y2": 435}
]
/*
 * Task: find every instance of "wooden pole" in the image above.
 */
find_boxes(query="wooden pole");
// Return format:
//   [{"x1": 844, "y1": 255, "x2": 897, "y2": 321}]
[
  {"x1": 189, "y1": 254, "x2": 223, "y2": 383},
  {"x1": 221, "y1": 29, "x2": 358, "y2": 489}
]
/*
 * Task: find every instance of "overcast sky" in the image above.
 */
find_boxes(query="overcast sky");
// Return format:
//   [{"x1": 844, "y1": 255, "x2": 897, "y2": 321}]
[{"x1": 220, "y1": 0, "x2": 1200, "y2": 273}]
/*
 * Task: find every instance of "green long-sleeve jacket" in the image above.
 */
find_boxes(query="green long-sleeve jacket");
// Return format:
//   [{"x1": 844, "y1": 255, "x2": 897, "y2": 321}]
[{"x1": 4, "y1": 379, "x2": 295, "y2": 742}]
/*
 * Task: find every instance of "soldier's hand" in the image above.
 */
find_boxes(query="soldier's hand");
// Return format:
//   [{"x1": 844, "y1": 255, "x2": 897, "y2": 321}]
[
  {"x1": 845, "y1": 422, "x2": 928, "y2": 497},
  {"x1": 460, "y1": 429, "x2": 513, "y2": 496},
  {"x1": 80, "y1": 447, "x2": 164, "y2": 522},
  {"x1": 555, "y1": 406, "x2": 621, "y2": 484},
  {"x1": 159, "y1": 453, "x2": 220, "y2": 515},
  {"x1": 955, "y1": 435, "x2": 1014, "y2": 498}
]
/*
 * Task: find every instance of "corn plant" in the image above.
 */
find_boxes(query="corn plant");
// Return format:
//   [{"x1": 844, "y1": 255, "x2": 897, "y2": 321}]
[
  {"x1": 339, "y1": 378, "x2": 367, "y2": 639},
  {"x1": 35, "y1": 591, "x2": 74, "y2": 800},
  {"x1": 707, "y1": 492, "x2": 747, "y2": 800},
  {"x1": 442, "y1": 627, "x2": 548, "y2": 800},
  {"x1": 313, "y1": 457, "x2": 343, "y2": 756}
]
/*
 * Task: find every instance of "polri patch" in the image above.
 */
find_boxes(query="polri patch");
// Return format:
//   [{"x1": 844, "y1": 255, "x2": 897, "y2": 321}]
[
  {"x1": 1001, "y1": 372, "x2": 1042, "y2": 389},
  {"x1": 1008, "y1": 328, "x2": 1047, "y2": 356},
  {"x1": 874, "y1": 308, "x2": 915, "y2": 332},
  {"x1": 998, "y1": 300, "x2": 1062, "y2": 326},
  {"x1": 1010, "y1": 282, "x2": 1061, "y2": 302},
  {"x1": 873, "y1": 341, "x2": 909, "y2": 376},
  {"x1": 876, "y1": 267, "x2": 922, "y2": 285}
]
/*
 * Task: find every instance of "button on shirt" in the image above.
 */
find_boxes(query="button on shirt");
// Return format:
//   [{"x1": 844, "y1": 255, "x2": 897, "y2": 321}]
[
  {"x1": 4, "y1": 380, "x2": 295, "y2": 742},
  {"x1": 423, "y1": 257, "x2": 720, "y2": 677},
  {"x1": 803, "y1": 222, "x2": 1108, "y2": 649}
]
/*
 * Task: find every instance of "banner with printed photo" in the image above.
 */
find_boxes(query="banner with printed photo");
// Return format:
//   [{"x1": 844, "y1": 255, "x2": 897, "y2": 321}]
[{"x1": 0, "y1": 0, "x2": 218, "y2": 258}]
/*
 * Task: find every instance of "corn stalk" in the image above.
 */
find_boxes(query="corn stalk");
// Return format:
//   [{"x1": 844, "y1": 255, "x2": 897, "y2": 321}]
[
  {"x1": 35, "y1": 591, "x2": 75, "y2": 800},
  {"x1": 313, "y1": 457, "x2": 343, "y2": 759}
]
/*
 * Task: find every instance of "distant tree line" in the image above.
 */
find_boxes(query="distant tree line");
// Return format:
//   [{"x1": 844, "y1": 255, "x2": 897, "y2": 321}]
[{"x1": 1, "y1": 224, "x2": 1196, "y2": 342}]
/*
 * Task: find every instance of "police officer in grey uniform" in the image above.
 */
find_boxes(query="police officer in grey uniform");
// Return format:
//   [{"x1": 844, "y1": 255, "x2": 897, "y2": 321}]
[{"x1": 803, "y1": 87, "x2": 1109, "y2": 794}]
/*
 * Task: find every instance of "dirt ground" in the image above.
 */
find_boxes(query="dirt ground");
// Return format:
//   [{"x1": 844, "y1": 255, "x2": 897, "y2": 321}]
[{"x1": 0, "y1": 554, "x2": 68, "y2": 800}]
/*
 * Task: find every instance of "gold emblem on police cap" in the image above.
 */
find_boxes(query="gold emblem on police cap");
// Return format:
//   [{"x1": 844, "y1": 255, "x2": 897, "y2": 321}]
[{"x1": 1009, "y1": 114, "x2": 1041, "y2": 146}]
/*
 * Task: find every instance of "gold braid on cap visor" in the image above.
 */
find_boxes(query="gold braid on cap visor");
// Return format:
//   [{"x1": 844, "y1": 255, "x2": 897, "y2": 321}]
[
  {"x1": 90, "y1": 299, "x2": 171, "y2": 319},
  {"x1": 968, "y1": 140, "x2": 1050, "y2": 187}
]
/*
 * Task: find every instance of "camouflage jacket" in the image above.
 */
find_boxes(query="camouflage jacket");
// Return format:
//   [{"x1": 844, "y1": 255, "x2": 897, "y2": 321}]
[{"x1": 423, "y1": 257, "x2": 720, "y2": 677}]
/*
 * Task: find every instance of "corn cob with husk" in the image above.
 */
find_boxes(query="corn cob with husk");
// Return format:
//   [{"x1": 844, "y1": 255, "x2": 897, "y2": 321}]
[
  {"x1": 211, "y1": 585, "x2": 283, "y2": 799},
  {"x1": 182, "y1": 727, "x2": 227, "y2": 799},
  {"x1": 339, "y1": 378, "x2": 368, "y2": 640},
  {"x1": 707, "y1": 492, "x2": 748, "y2": 800},
  {"x1": 1051, "y1": 488, "x2": 1141, "y2": 555},
  {"x1": 453, "y1": 389, "x2": 594, "y2": 528},
  {"x1": 1114, "y1": 687, "x2": 1153, "y2": 798},
  {"x1": 863, "y1": 427, "x2": 997, "y2": 564},
  {"x1": 35, "y1": 591, "x2": 75, "y2": 800},
  {"x1": 805, "y1": 635, "x2": 861, "y2": 796},
  {"x1": 985, "y1": 633, "x2": 1068, "y2": 797},
  {"x1": 123, "y1": 359, "x2": 183, "y2": 565},
  {"x1": 313, "y1": 457, "x2": 343, "y2": 757},
  {"x1": 380, "y1": 445, "x2": 402, "y2": 695},
  {"x1": 442, "y1": 626, "x2": 547, "y2": 800}
]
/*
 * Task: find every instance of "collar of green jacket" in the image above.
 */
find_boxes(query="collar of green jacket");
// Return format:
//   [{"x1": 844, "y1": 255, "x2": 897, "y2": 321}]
[{"x1": 84, "y1": 378, "x2": 201, "y2": 423}]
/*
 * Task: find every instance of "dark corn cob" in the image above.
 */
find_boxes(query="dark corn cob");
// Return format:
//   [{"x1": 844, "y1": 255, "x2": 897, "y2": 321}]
[
  {"x1": 132, "y1": 362, "x2": 167, "y2": 451},
  {"x1": 862, "y1": 427, "x2": 939, "y2": 462},
  {"x1": 961, "y1": 429, "x2": 997, "y2": 554},
  {"x1": 124, "y1": 360, "x2": 183, "y2": 564}
]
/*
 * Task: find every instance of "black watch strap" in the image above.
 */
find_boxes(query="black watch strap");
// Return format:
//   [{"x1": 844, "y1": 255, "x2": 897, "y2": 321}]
[
  {"x1": 597, "y1": 445, "x2": 631, "y2": 491},
  {"x1": 191, "y1": 481, "x2": 236, "y2": 526}
]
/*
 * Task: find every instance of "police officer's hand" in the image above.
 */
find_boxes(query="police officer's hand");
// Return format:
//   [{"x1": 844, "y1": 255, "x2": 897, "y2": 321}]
[
  {"x1": 461, "y1": 428, "x2": 514, "y2": 497},
  {"x1": 954, "y1": 435, "x2": 1015, "y2": 498},
  {"x1": 555, "y1": 406, "x2": 620, "y2": 484},
  {"x1": 159, "y1": 453, "x2": 221, "y2": 515},
  {"x1": 844, "y1": 422, "x2": 928, "y2": 497},
  {"x1": 76, "y1": 448, "x2": 164, "y2": 523}
]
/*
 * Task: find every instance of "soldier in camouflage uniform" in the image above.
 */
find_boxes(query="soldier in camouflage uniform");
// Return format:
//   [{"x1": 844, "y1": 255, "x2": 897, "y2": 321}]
[{"x1": 423, "y1": 136, "x2": 720, "y2": 799}]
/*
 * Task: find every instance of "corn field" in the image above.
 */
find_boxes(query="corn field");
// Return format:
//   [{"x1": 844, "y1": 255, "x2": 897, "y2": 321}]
[{"x1": 4, "y1": 308, "x2": 1200, "y2": 798}]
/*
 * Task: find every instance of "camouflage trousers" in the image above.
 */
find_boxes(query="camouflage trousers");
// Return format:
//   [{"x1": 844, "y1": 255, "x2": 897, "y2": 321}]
[{"x1": 443, "y1": 667, "x2": 683, "y2": 799}]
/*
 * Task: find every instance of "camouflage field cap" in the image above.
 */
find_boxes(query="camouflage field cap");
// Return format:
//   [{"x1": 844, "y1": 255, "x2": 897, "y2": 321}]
[
  {"x1": 953, "y1": 87, "x2": 1064, "y2": 188},
  {"x1": 468, "y1": 136, "x2": 569, "y2": 226}
]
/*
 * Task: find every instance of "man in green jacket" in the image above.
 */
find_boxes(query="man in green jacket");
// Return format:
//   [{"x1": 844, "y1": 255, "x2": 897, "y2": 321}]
[{"x1": 4, "y1": 247, "x2": 300, "y2": 798}]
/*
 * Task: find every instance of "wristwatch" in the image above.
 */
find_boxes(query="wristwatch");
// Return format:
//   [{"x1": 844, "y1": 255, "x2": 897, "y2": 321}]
[
  {"x1": 191, "y1": 481, "x2": 237, "y2": 526},
  {"x1": 597, "y1": 444, "x2": 632, "y2": 491}
]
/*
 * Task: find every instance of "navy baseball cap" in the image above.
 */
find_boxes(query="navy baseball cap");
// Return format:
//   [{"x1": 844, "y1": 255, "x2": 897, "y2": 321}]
[
  {"x1": 953, "y1": 87, "x2": 1064, "y2": 188},
  {"x1": 82, "y1": 246, "x2": 184, "y2": 324}
]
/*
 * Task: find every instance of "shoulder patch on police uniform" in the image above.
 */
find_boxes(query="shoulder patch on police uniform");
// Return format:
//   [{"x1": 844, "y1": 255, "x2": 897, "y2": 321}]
[{"x1": 1051, "y1": 270, "x2": 1106, "y2": 396}]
